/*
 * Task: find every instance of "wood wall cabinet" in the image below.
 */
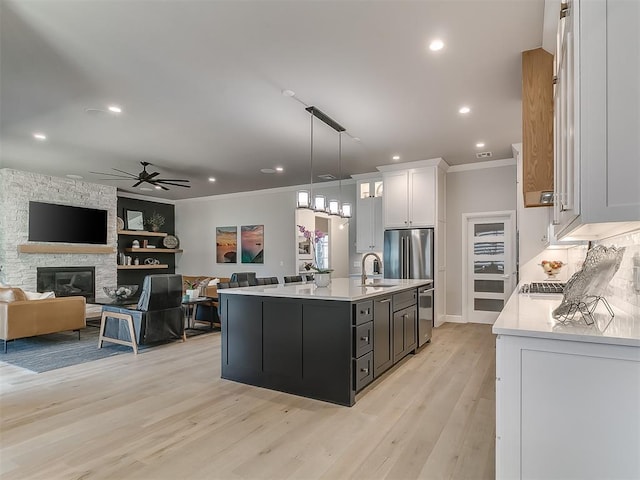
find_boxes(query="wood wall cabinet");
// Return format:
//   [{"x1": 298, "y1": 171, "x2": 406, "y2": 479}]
[
  {"x1": 353, "y1": 175, "x2": 384, "y2": 252},
  {"x1": 552, "y1": 0, "x2": 640, "y2": 240},
  {"x1": 522, "y1": 47, "x2": 554, "y2": 207}
]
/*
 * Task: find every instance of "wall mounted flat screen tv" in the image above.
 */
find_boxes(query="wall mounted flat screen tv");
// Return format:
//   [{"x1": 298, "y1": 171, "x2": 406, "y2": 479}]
[{"x1": 28, "y1": 201, "x2": 108, "y2": 244}]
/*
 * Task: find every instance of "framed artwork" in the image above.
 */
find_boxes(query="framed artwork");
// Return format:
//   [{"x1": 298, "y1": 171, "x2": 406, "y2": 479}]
[
  {"x1": 216, "y1": 226, "x2": 237, "y2": 263},
  {"x1": 241, "y1": 225, "x2": 264, "y2": 264},
  {"x1": 125, "y1": 210, "x2": 144, "y2": 230}
]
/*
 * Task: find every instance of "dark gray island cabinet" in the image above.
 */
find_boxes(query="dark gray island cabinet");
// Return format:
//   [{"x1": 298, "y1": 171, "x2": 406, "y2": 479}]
[{"x1": 218, "y1": 278, "x2": 429, "y2": 406}]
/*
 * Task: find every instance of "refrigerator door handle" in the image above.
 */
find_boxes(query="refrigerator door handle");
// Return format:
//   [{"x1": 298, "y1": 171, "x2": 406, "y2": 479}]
[
  {"x1": 404, "y1": 236, "x2": 410, "y2": 279},
  {"x1": 400, "y1": 237, "x2": 405, "y2": 278}
]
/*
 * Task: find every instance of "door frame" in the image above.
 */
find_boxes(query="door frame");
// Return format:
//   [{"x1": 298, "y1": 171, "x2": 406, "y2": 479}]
[{"x1": 461, "y1": 210, "x2": 516, "y2": 324}]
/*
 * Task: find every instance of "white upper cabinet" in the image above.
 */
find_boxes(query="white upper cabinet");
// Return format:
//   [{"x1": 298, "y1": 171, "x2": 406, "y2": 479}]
[
  {"x1": 382, "y1": 167, "x2": 436, "y2": 229},
  {"x1": 354, "y1": 176, "x2": 384, "y2": 252},
  {"x1": 553, "y1": 0, "x2": 640, "y2": 240}
]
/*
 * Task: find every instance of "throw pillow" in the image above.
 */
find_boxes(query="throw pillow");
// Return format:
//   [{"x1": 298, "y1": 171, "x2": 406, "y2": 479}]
[
  {"x1": 0, "y1": 287, "x2": 28, "y2": 303},
  {"x1": 24, "y1": 291, "x2": 56, "y2": 300}
]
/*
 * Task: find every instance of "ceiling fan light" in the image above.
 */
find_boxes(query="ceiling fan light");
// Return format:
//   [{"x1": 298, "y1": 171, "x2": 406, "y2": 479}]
[
  {"x1": 341, "y1": 203, "x2": 352, "y2": 218},
  {"x1": 328, "y1": 199, "x2": 340, "y2": 216},
  {"x1": 296, "y1": 190, "x2": 310, "y2": 209}
]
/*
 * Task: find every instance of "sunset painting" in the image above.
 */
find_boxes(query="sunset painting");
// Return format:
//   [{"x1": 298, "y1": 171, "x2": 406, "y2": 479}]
[
  {"x1": 241, "y1": 225, "x2": 264, "y2": 264},
  {"x1": 216, "y1": 226, "x2": 237, "y2": 263}
]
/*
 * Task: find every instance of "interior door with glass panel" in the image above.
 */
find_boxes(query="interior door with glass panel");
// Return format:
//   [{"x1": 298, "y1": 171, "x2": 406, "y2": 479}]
[{"x1": 466, "y1": 213, "x2": 516, "y2": 324}]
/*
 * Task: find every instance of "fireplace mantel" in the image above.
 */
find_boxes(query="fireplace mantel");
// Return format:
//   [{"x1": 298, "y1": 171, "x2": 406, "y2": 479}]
[{"x1": 18, "y1": 244, "x2": 115, "y2": 254}]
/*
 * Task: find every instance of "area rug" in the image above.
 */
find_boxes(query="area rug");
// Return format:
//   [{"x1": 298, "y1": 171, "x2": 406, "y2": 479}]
[{"x1": 1, "y1": 325, "x2": 217, "y2": 374}]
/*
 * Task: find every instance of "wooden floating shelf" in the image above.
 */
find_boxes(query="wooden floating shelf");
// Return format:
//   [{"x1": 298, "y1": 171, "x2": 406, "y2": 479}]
[
  {"x1": 18, "y1": 244, "x2": 115, "y2": 254},
  {"x1": 124, "y1": 248, "x2": 183, "y2": 253},
  {"x1": 118, "y1": 230, "x2": 168, "y2": 237},
  {"x1": 117, "y1": 264, "x2": 169, "y2": 270}
]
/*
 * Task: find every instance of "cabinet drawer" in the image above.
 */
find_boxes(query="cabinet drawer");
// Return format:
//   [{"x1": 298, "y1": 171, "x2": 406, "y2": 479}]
[
  {"x1": 354, "y1": 300, "x2": 373, "y2": 325},
  {"x1": 355, "y1": 321, "x2": 373, "y2": 358},
  {"x1": 354, "y1": 351, "x2": 374, "y2": 391},
  {"x1": 393, "y1": 289, "x2": 417, "y2": 312}
]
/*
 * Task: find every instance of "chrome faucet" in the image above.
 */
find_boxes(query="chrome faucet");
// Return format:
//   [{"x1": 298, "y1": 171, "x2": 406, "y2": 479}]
[{"x1": 361, "y1": 252, "x2": 382, "y2": 285}]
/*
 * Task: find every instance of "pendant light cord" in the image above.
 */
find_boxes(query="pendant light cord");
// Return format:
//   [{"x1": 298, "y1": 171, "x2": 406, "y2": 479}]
[
  {"x1": 310, "y1": 112, "x2": 314, "y2": 201},
  {"x1": 338, "y1": 132, "x2": 343, "y2": 209}
]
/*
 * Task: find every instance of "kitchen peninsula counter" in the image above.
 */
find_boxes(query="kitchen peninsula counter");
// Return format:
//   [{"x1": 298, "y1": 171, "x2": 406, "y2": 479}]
[{"x1": 218, "y1": 278, "x2": 431, "y2": 406}]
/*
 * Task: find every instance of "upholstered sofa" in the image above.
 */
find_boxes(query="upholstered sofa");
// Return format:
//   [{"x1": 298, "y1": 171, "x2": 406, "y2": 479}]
[{"x1": 0, "y1": 287, "x2": 86, "y2": 352}]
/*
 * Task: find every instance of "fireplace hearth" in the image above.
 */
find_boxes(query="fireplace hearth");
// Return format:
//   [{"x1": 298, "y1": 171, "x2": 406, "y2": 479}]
[{"x1": 37, "y1": 266, "x2": 95, "y2": 301}]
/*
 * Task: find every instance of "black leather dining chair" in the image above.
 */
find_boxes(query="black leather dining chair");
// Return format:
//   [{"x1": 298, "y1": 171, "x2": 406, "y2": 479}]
[
  {"x1": 230, "y1": 272, "x2": 257, "y2": 286},
  {"x1": 284, "y1": 275, "x2": 303, "y2": 283}
]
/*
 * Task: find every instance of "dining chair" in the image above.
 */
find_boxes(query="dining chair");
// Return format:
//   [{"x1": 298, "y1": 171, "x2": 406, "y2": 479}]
[{"x1": 284, "y1": 275, "x2": 303, "y2": 283}]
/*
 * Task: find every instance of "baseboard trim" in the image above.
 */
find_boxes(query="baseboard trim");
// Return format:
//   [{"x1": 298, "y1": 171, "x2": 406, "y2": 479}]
[{"x1": 441, "y1": 315, "x2": 465, "y2": 325}]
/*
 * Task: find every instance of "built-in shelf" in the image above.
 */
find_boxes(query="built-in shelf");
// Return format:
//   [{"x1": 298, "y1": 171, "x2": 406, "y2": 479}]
[
  {"x1": 124, "y1": 248, "x2": 183, "y2": 253},
  {"x1": 117, "y1": 264, "x2": 169, "y2": 270},
  {"x1": 118, "y1": 230, "x2": 168, "y2": 237},
  {"x1": 18, "y1": 244, "x2": 115, "y2": 254}
]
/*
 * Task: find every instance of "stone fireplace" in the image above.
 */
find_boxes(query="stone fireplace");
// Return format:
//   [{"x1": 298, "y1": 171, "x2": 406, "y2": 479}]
[{"x1": 37, "y1": 266, "x2": 96, "y2": 300}]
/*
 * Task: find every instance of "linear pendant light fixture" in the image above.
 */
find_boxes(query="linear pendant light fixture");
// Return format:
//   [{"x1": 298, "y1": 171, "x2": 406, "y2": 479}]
[{"x1": 296, "y1": 106, "x2": 350, "y2": 217}]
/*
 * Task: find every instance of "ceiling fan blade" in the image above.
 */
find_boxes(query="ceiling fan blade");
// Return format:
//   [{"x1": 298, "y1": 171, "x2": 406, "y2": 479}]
[
  {"x1": 155, "y1": 181, "x2": 191, "y2": 188},
  {"x1": 111, "y1": 168, "x2": 138, "y2": 177},
  {"x1": 146, "y1": 171, "x2": 160, "y2": 180},
  {"x1": 154, "y1": 178, "x2": 190, "y2": 182},
  {"x1": 89, "y1": 171, "x2": 136, "y2": 179},
  {"x1": 132, "y1": 180, "x2": 143, "y2": 188},
  {"x1": 158, "y1": 184, "x2": 170, "y2": 191}
]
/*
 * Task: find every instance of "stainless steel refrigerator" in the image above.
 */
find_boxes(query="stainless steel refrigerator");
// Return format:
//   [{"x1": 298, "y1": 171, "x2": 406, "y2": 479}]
[{"x1": 383, "y1": 228, "x2": 434, "y2": 346}]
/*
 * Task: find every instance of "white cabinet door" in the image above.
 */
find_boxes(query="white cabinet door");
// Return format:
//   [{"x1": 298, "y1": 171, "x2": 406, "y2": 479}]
[
  {"x1": 554, "y1": 0, "x2": 640, "y2": 239},
  {"x1": 356, "y1": 197, "x2": 374, "y2": 252},
  {"x1": 409, "y1": 168, "x2": 436, "y2": 227},
  {"x1": 383, "y1": 171, "x2": 409, "y2": 228},
  {"x1": 356, "y1": 179, "x2": 384, "y2": 252},
  {"x1": 496, "y1": 334, "x2": 640, "y2": 480}
]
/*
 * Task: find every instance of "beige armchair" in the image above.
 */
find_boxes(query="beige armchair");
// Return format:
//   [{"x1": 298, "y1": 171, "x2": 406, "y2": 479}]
[{"x1": 0, "y1": 288, "x2": 86, "y2": 352}]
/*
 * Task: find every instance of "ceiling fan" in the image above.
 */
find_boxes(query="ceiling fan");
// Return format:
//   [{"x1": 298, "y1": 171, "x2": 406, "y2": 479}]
[{"x1": 90, "y1": 161, "x2": 191, "y2": 190}]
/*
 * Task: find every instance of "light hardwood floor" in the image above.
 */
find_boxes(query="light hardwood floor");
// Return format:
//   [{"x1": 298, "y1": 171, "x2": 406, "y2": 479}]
[{"x1": 0, "y1": 323, "x2": 496, "y2": 480}]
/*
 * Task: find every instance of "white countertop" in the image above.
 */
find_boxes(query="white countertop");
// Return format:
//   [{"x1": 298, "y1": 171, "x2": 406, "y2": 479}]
[
  {"x1": 493, "y1": 284, "x2": 640, "y2": 347},
  {"x1": 218, "y1": 278, "x2": 432, "y2": 301}
]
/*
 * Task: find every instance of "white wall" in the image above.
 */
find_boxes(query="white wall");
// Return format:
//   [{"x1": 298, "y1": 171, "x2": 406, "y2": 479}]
[
  {"x1": 175, "y1": 183, "x2": 356, "y2": 281},
  {"x1": 445, "y1": 163, "x2": 517, "y2": 318}
]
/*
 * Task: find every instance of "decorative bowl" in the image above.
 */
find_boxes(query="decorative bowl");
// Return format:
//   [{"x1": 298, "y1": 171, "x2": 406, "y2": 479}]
[
  {"x1": 540, "y1": 260, "x2": 563, "y2": 278},
  {"x1": 103, "y1": 285, "x2": 139, "y2": 300}
]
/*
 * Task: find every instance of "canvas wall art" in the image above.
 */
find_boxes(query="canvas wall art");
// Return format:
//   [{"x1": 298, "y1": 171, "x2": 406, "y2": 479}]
[
  {"x1": 241, "y1": 225, "x2": 264, "y2": 263},
  {"x1": 216, "y1": 226, "x2": 237, "y2": 263}
]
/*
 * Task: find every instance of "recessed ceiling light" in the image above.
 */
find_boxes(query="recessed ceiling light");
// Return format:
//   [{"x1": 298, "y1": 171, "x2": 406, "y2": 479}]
[
  {"x1": 66, "y1": 174, "x2": 83, "y2": 180},
  {"x1": 33, "y1": 133, "x2": 47, "y2": 140},
  {"x1": 261, "y1": 168, "x2": 276, "y2": 174},
  {"x1": 275, "y1": 166, "x2": 284, "y2": 172},
  {"x1": 155, "y1": 185, "x2": 162, "y2": 190},
  {"x1": 429, "y1": 39, "x2": 444, "y2": 51},
  {"x1": 392, "y1": 155, "x2": 400, "y2": 161},
  {"x1": 476, "y1": 142, "x2": 485, "y2": 148},
  {"x1": 108, "y1": 105, "x2": 122, "y2": 113},
  {"x1": 459, "y1": 106, "x2": 471, "y2": 114},
  {"x1": 282, "y1": 89, "x2": 296, "y2": 97},
  {"x1": 140, "y1": 187, "x2": 153, "y2": 191},
  {"x1": 208, "y1": 177, "x2": 216, "y2": 182},
  {"x1": 352, "y1": 137, "x2": 361, "y2": 142}
]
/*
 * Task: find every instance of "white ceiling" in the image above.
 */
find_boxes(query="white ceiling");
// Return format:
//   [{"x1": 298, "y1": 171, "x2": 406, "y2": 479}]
[{"x1": 0, "y1": 0, "x2": 544, "y2": 200}]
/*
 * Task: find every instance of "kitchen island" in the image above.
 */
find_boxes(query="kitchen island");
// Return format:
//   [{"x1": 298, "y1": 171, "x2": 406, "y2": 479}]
[
  {"x1": 218, "y1": 278, "x2": 432, "y2": 406},
  {"x1": 493, "y1": 286, "x2": 640, "y2": 479}
]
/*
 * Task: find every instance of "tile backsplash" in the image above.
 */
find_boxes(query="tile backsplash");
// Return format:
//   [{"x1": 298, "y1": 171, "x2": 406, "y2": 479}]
[{"x1": 593, "y1": 229, "x2": 640, "y2": 316}]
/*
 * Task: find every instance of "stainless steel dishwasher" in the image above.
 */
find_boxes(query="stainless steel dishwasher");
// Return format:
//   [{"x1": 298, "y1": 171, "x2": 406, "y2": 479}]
[{"x1": 418, "y1": 283, "x2": 434, "y2": 346}]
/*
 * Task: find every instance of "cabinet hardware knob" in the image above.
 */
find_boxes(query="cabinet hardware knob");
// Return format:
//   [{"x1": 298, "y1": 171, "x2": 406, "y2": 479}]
[
  {"x1": 361, "y1": 368, "x2": 369, "y2": 374},
  {"x1": 361, "y1": 336, "x2": 369, "y2": 342},
  {"x1": 379, "y1": 299, "x2": 391, "y2": 303}
]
